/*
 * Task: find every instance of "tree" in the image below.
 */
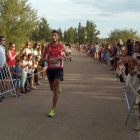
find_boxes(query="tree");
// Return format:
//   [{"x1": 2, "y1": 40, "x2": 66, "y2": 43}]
[
  {"x1": 63, "y1": 29, "x2": 67, "y2": 42},
  {"x1": 65, "y1": 27, "x2": 75, "y2": 44},
  {"x1": 86, "y1": 20, "x2": 100, "y2": 44},
  {"x1": 38, "y1": 17, "x2": 51, "y2": 42},
  {"x1": 108, "y1": 28, "x2": 140, "y2": 44},
  {"x1": 81, "y1": 26, "x2": 86, "y2": 44},
  {"x1": 0, "y1": 0, "x2": 38, "y2": 50},
  {"x1": 58, "y1": 28, "x2": 63, "y2": 41}
]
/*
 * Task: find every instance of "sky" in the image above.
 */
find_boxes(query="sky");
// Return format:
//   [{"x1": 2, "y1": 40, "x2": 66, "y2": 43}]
[{"x1": 28, "y1": 0, "x2": 140, "y2": 38}]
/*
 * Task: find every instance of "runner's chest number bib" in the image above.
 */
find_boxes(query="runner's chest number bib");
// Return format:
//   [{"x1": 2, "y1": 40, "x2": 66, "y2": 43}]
[{"x1": 50, "y1": 57, "x2": 60, "y2": 67}]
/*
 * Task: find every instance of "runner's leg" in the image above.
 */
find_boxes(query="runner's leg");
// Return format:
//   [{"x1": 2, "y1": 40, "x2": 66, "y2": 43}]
[
  {"x1": 49, "y1": 82, "x2": 54, "y2": 91},
  {"x1": 52, "y1": 79, "x2": 60, "y2": 110}
]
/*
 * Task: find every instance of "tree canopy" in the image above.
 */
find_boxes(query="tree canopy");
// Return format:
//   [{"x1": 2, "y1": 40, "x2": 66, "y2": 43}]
[
  {"x1": 0, "y1": 0, "x2": 139, "y2": 49},
  {"x1": 0, "y1": 0, "x2": 38, "y2": 50}
]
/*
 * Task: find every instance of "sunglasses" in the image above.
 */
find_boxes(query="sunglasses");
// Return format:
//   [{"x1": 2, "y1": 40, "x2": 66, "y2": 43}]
[
  {"x1": 27, "y1": 44, "x2": 31, "y2": 45},
  {"x1": 36, "y1": 44, "x2": 40, "y2": 46},
  {"x1": 0, "y1": 39, "x2": 5, "y2": 41},
  {"x1": 11, "y1": 46, "x2": 15, "y2": 48}
]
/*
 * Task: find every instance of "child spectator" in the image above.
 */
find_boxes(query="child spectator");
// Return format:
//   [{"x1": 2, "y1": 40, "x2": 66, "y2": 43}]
[
  {"x1": 27, "y1": 53, "x2": 36, "y2": 90},
  {"x1": 34, "y1": 56, "x2": 42, "y2": 85},
  {"x1": 103, "y1": 45, "x2": 111, "y2": 66},
  {"x1": 12, "y1": 59, "x2": 22, "y2": 96},
  {"x1": 21, "y1": 54, "x2": 29, "y2": 93}
]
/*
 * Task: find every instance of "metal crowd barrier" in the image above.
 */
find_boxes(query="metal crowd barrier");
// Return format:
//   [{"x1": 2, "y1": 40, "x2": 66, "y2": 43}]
[
  {"x1": 122, "y1": 72, "x2": 139, "y2": 125},
  {"x1": 0, "y1": 66, "x2": 17, "y2": 99}
]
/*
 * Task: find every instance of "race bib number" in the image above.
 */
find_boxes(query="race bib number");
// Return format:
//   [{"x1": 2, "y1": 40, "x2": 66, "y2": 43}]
[{"x1": 50, "y1": 57, "x2": 60, "y2": 67}]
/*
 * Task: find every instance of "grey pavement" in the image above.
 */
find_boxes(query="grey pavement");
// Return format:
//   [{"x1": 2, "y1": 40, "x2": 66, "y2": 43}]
[{"x1": 0, "y1": 48, "x2": 139, "y2": 140}]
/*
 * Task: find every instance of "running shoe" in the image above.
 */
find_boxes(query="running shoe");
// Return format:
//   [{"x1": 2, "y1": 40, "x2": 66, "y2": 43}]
[
  {"x1": 58, "y1": 85, "x2": 61, "y2": 94},
  {"x1": 48, "y1": 109, "x2": 55, "y2": 117},
  {"x1": 134, "y1": 127, "x2": 140, "y2": 131}
]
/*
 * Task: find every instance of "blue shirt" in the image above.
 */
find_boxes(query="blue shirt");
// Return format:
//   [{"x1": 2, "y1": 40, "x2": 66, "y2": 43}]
[
  {"x1": 0, "y1": 45, "x2": 6, "y2": 67},
  {"x1": 12, "y1": 66, "x2": 22, "y2": 79}
]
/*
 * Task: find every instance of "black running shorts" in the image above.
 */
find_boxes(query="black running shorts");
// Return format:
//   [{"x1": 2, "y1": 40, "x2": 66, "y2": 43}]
[{"x1": 47, "y1": 67, "x2": 63, "y2": 82}]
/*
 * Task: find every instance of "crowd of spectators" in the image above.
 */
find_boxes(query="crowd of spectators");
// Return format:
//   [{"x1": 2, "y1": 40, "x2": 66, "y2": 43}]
[
  {"x1": 74, "y1": 39, "x2": 140, "y2": 128},
  {"x1": 74, "y1": 39, "x2": 140, "y2": 82},
  {"x1": 0, "y1": 36, "x2": 47, "y2": 101}
]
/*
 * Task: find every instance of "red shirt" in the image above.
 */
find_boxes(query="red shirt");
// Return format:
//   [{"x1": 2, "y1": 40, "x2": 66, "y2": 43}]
[
  {"x1": 6, "y1": 50, "x2": 16, "y2": 66},
  {"x1": 47, "y1": 43, "x2": 62, "y2": 69}
]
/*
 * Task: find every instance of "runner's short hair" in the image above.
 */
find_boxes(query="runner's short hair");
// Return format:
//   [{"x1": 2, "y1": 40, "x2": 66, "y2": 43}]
[
  {"x1": 52, "y1": 30, "x2": 59, "y2": 36},
  {"x1": 137, "y1": 74, "x2": 140, "y2": 79}
]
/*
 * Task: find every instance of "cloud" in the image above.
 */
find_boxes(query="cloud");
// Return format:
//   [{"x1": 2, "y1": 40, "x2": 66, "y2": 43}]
[
  {"x1": 97, "y1": 13, "x2": 112, "y2": 17},
  {"x1": 72, "y1": 0, "x2": 140, "y2": 14},
  {"x1": 28, "y1": 0, "x2": 140, "y2": 38}
]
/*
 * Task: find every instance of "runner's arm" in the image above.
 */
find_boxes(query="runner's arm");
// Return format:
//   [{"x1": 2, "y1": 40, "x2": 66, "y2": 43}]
[{"x1": 42, "y1": 44, "x2": 48, "y2": 62}]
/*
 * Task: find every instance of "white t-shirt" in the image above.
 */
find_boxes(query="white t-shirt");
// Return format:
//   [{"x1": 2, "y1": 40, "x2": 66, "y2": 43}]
[
  {"x1": 25, "y1": 48, "x2": 32, "y2": 56},
  {"x1": 94, "y1": 45, "x2": 99, "y2": 53},
  {"x1": 22, "y1": 60, "x2": 28, "y2": 73},
  {"x1": 28, "y1": 60, "x2": 33, "y2": 74},
  {"x1": 133, "y1": 52, "x2": 140, "y2": 59}
]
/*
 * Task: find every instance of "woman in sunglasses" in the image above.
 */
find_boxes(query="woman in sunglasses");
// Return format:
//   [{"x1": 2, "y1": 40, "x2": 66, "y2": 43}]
[
  {"x1": 6, "y1": 42, "x2": 20, "y2": 70},
  {"x1": 20, "y1": 41, "x2": 32, "y2": 57},
  {"x1": 31, "y1": 42, "x2": 41, "y2": 85}
]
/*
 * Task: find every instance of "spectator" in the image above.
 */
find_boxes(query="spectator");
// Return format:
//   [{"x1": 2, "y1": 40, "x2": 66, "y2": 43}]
[
  {"x1": 20, "y1": 41, "x2": 32, "y2": 57},
  {"x1": 31, "y1": 42, "x2": 41, "y2": 60},
  {"x1": 133, "y1": 41, "x2": 140, "y2": 59},
  {"x1": 121, "y1": 43, "x2": 133, "y2": 89},
  {"x1": 126, "y1": 39, "x2": 132, "y2": 45},
  {"x1": 41, "y1": 43, "x2": 47, "y2": 79},
  {"x1": 6, "y1": 42, "x2": 20, "y2": 70},
  {"x1": 34, "y1": 56, "x2": 42, "y2": 85},
  {"x1": 0, "y1": 36, "x2": 8, "y2": 102},
  {"x1": 110, "y1": 43, "x2": 119, "y2": 70},
  {"x1": 94, "y1": 42, "x2": 99, "y2": 60},
  {"x1": 27, "y1": 53, "x2": 36, "y2": 90},
  {"x1": 12, "y1": 59, "x2": 22, "y2": 96},
  {"x1": 21, "y1": 54, "x2": 29, "y2": 93},
  {"x1": 100, "y1": 45, "x2": 105, "y2": 62},
  {"x1": 31, "y1": 42, "x2": 41, "y2": 85},
  {"x1": 103, "y1": 45, "x2": 111, "y2": 66},
  {"x1": 118, "y1": 39, "x2": 123, "y2": 45}
]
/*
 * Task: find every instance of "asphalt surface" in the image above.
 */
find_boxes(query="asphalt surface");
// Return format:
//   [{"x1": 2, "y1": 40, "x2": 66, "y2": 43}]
[{"x1": 0, "y1": 48, "x2": 139, "y2": 140}]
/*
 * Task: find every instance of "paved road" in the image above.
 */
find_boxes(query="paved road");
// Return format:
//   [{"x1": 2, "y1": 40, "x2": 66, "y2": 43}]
[{"x1": 0, "y1": 48, "x2": 139, "y2": 140}]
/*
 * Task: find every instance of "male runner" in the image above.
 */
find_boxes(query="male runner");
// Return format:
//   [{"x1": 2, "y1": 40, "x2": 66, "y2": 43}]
[{"x1": 42, "y1": 30, "x2": 70, "y2": 117}]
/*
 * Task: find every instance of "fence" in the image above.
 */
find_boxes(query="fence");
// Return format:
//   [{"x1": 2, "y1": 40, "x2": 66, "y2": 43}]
[
  {"x1": 122, "y1": 72, "x2": 139, "y2": 125},
  {"x1": 0, "y1": 66, "x2": 46, "y2": 100},
  {"x1": 0, "y1": 66, "x2": 17, "y2": 99}
]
